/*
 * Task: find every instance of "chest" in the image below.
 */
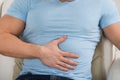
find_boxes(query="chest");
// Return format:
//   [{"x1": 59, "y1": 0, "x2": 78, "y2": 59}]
[{"x1": 26, "y1": 0, "x2": 102, "y2": 33}]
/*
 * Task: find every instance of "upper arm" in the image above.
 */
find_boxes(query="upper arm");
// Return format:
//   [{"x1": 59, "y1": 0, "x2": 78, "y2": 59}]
[
  {"x1": 0, "y1": 0, "x2": 31, "y2": 36},
  {"x1": 99, "y1": 0, "x2": 120, "y2": 48},
  {"x1": 103, "y1": 22, "x2": 120, "y2": 49},
  {"x1": 0, "y1": 15, "x2": 25, "y2": 36}
]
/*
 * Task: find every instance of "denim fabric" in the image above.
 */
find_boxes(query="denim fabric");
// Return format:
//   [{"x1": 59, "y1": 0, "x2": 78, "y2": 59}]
[{"x1": 16, "y1": 73, "x2": 73, "y2": 80}]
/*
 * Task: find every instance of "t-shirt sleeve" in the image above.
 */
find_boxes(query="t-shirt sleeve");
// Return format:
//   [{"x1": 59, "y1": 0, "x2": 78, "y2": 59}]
[
  {"x1": 100, "y1": 0, "x2": 120, "y2": 29},
  {"x1": 6, "y1": 0, "x2": 30, "y2": 22}
]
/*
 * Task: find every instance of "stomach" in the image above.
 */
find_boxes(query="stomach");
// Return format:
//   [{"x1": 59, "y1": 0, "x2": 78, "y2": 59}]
[{"x1": 20, "y1": 34, "x2": 98, "y2": 80}]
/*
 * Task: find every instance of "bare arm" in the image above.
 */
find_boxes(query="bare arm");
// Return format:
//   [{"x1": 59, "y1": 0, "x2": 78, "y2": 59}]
[
  {"x1": 103, "y1": 22, "x2": 120, "y2": 49},
  {"x1": 0, "y1": 15, "x2": 79, "y2": 71},
  {"x1": 0, "y1": 15, "x2": 39, "y2": 58}
]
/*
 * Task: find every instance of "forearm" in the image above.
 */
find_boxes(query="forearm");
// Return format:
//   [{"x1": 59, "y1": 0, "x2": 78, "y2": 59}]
[{"x1": 0, "y1": 32, "x2": 41, "y2": 58}]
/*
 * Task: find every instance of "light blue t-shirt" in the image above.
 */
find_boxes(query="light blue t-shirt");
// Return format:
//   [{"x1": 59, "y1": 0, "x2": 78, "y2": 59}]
[{"x1": 6, "y1": 0, "x2": 120, "y2": 80}]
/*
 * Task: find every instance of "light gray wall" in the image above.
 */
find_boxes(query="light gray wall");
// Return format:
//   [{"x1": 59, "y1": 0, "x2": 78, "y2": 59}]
[{"x1": 114, "y1": 0, "x2": 120, "y2": 12}]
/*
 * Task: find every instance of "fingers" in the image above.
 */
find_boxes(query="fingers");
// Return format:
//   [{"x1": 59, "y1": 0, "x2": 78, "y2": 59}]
[
  {"x1": 55, "y1": 35, "x2": 67, "y2": 44},
  {"x1": 53, "y1": 56, "x2": 78, "y2": 72},
  {"x1": 60, "y1": 57, "x2": 78, "y2": 66},
  {"x1": 62, "y1": 52, "x2": 79, "y2": 58},
  {"x1": 57, "y1": 61, "x2": 75, "y2": 70},
  {"x1": 55, "y1": 65, "x2": 68, "y2": 72},
  {"x1": 60, "y1": 0, "x2": 74, "y2": 2},
  {"x1": 54, "y1": 60, "x2": 75, "y2": 72}
]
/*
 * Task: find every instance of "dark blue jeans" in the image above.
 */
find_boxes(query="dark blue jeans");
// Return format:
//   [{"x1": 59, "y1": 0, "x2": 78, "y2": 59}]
[{"x1": 16, "y1": 72, "x2": 73, "y2": 80}]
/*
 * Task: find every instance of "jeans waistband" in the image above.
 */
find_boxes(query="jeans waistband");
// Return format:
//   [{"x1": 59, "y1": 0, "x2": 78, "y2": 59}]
[{"x1": 16, "y1": 73, "x2": 73, "y2": 80}]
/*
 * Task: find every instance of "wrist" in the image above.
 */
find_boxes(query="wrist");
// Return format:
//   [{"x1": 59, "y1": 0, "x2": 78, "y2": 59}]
[{"x1": 27, "y1": 44, "x2": 43, "y2": 59}]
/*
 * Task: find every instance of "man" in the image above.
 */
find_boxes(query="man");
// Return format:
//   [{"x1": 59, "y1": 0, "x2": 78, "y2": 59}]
[{"x1": 0, "y1": 0, "x2": 120, "y2": 80}]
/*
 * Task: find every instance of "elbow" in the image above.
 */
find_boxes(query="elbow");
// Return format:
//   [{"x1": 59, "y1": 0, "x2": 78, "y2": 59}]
[
  {"x1": 114, "y1": 40, "x2": 120, "y2": 50},
  {"x1": 0, "y1": 52, "x2": 13, "y2": 57},
  {"x1": 0, "y1": 52, "x2": 8, "y2": 56}
]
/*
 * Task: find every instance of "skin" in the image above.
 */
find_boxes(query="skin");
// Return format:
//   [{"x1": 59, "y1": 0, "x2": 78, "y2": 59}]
[
  {"x1": 60, "y1": 0, "x2": 74, "y2": 2},
  {"x1": 103, "y1": 22, "x2": 120, "y2": 49}
]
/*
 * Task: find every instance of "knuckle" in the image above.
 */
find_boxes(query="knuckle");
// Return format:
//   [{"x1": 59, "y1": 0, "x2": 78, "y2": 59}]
[
  {"x1": 56, "y1": 60, "x2": 60, "y2": 64},
  {"x1": 63, "y1": 63, "x2": 69, "y2": 68},
  {"x1": 62, "y1": 63, "x2": 67, "y2": 67},
  {"x1": 59, "y1": 56, "x2": 63, "y2": 60}
]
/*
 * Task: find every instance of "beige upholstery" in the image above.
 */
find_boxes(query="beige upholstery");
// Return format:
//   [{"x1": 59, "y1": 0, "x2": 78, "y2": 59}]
[
  {"x1": 0, "y1": 0, "x2": 120, "y2": 80},
  {"x1": 107, "y1": 53, "x2": 120, "y2": 80},
  {"x1": 92, "y1": 35, "x2": 115, "y2": 80},
  {"x1": 106, "y1": 0, "x2": 120, "y2": 80},
  {"x1": 92, "y1": 36, "x2": 106, "y2": 80},
  {"x1": 13, "y1": 59, "x2": 23, "y2": 80}
]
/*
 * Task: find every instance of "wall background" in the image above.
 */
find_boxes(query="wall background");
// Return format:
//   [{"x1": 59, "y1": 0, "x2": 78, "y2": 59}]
[{"x1": 115, "y1": 0, "x2": 120, "y2": 11}]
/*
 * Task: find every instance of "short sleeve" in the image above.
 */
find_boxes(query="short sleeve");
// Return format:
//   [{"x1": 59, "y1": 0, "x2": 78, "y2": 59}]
[
  {"x1": 6, "y1": 0, "x2": 31, "y2": 22},
  {"x1": 100, "y1": 0, "x2": 120, "y2": 29}
]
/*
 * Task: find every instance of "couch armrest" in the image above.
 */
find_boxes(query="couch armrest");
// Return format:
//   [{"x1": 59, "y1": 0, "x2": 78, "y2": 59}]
[{"x1": 107, "y1": 53, "x2": 120, "y2": 80}]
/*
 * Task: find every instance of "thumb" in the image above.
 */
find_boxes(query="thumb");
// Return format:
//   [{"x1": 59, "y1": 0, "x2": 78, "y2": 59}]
[{"x1": 56, "y1": 35, "x2": 67, "y2": 44}]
